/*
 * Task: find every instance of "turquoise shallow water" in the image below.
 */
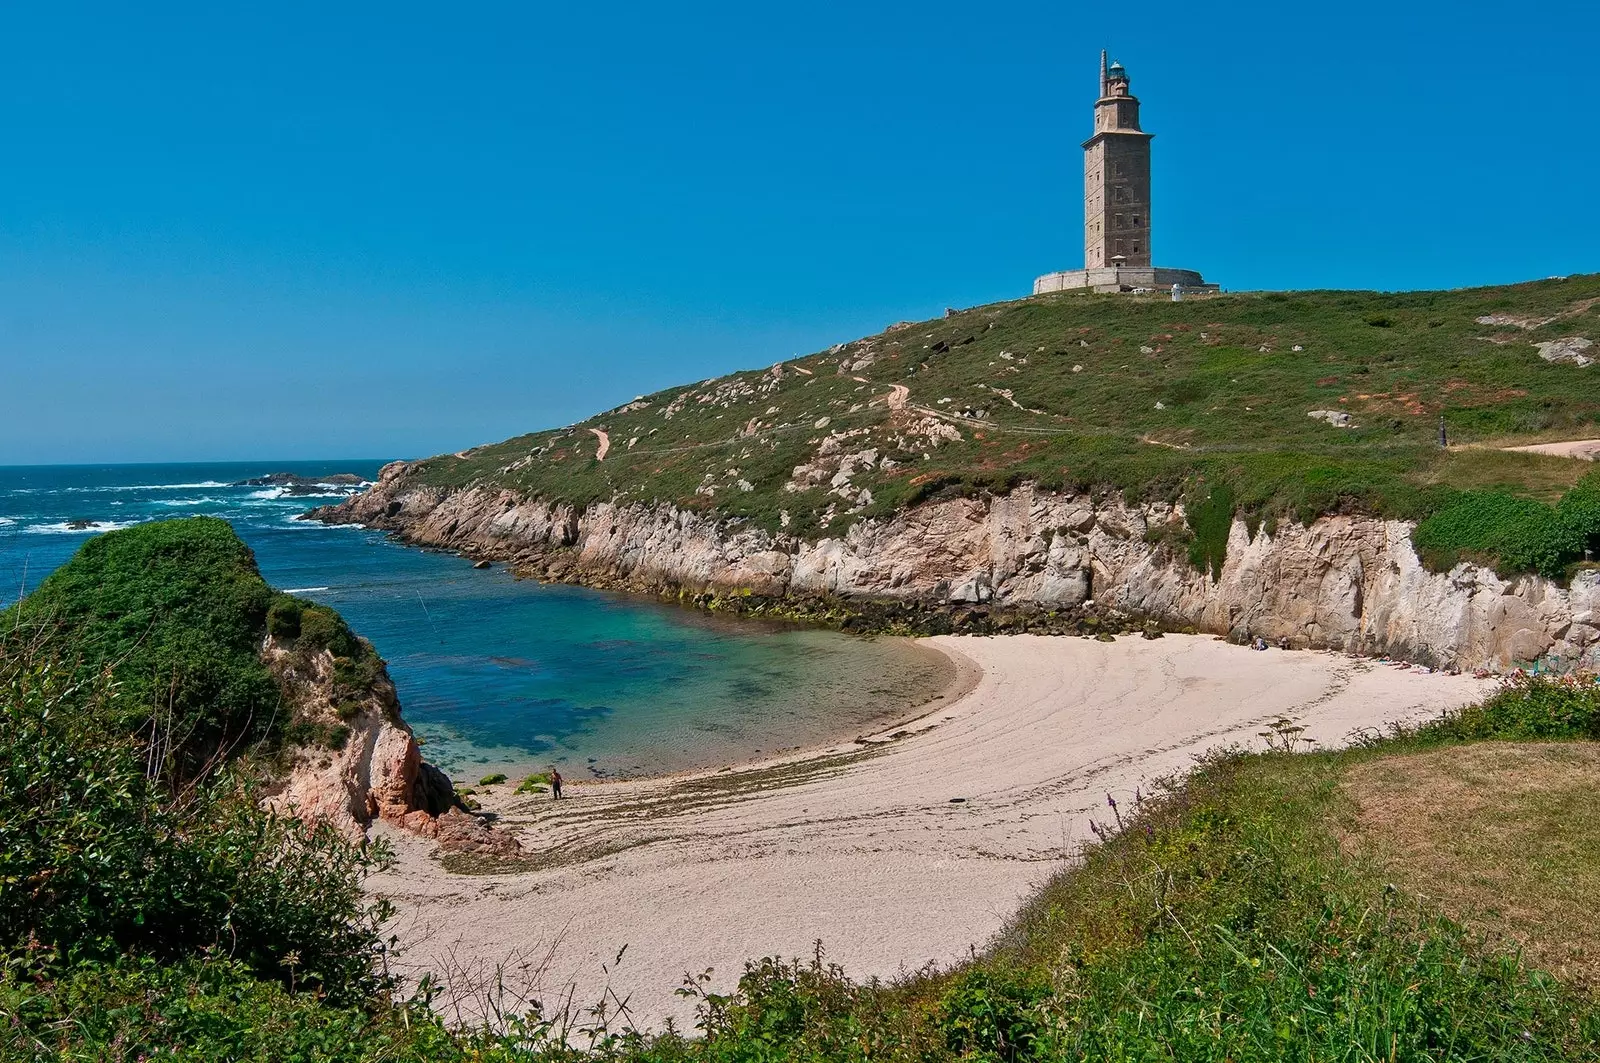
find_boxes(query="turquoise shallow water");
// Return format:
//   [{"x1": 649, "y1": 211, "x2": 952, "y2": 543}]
[{"x1": 0, "y1": 462, "x2": 951, "y2": 781}]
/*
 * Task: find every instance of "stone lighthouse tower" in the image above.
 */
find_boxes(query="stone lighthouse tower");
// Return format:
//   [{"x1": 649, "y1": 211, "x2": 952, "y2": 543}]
[
  {"x1": 1083, "y1": 52, "x2": 1151, "y2": 269},
  {"x1": 1033, "y1": 53, "x2": 1212, "y2": 295}
]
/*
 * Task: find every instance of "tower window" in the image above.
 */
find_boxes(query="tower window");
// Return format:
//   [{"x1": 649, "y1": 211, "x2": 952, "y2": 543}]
[
  {"x1": 1132, "y1": 215, "x2": 1142, "y2": 227},
  {"x1": 1114, "y1": 213, "x2": 1123, "y2": 229},
  {"x1": 1132, "y1": 243, "x2": 1141, "y2": 254}
]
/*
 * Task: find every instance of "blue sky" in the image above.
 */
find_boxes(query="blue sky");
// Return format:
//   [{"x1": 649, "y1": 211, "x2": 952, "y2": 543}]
[{"x1": 2, "y1": 1, "x2": 1596, "y2": 464}]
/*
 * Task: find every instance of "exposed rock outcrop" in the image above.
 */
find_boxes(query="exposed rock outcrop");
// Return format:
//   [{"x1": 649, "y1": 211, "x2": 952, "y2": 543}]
[
  {"x1": 262, "y1": 633, "x2": 520, "y2": 855},
  {"x1": 232, "y1": 472, "x2": 370, "y2": 495},
  {"x1": 313, "y1": 461, "x2": 1600, "y2": 673}
]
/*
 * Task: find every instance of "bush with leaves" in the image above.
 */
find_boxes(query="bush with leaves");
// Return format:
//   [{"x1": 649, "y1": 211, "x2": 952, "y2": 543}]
[
  {"x1": 0, "y1": 635, "x2": 393, "y2": 1005},
  {"x1": 3, "y1": 517, "x2": 283, "y2": 780},
  {"x1": 1419, "y1": 672, "x2": 1600, "y2": 742},
  {"x1": 1415, "y1": 469, "x2": 1600, "y2": 578}
]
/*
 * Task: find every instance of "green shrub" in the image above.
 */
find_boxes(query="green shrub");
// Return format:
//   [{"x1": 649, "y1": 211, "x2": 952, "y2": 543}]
[
  {"x1": 0, "y1": 956, "x2": 470, "y2": 1062},
  {"x1": 1185, "y1": 481, "x2": 1235, "y2": 580},
  {"x1": 297, "y1": 603, "x2": 360, "y2": 658},
  {"x1": 1412, "y1": 479, "x2": 1600, "y2": 577},
  {"x1": 0, "y1": 647, "x2": 391, "y2": 1004},
  {"x1": 267, "y1": 595, "x2": 303, "y2": 639},
  {"x1": 1557, "y1": 469, "x2": 1600, "y2": 558},
  {"x1": 283, "y1": 718, "x2": 352, "y2": 750},
  {"x1": 2, "y1": 518, "x2": 282, "y2": 781},
  {"x1": 515, "y1": 772, "x2": 552, "y2": 794},
  {"x1": 937, "y1": 965, "x2": 1049, "y2": 1061},
  {"x1": 479, "y1": 772, "x2": 508, "y2": 786},
  {"x1": 1420, "y1": 673, "x2": 1600, "y2": 741}
]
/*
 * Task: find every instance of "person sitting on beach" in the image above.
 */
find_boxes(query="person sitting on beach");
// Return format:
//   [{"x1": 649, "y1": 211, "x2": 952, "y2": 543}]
[{"x1": 551, "y1": 769, "x2": 563, "y2": 800}]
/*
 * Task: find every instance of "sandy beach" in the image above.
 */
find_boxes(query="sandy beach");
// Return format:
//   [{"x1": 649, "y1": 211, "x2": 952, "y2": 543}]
[{"x1": 372, "y1": 633, "x2": 1494, "y2": 1031}]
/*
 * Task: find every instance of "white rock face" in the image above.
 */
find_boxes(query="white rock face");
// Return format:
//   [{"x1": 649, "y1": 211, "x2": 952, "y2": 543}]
[
  {"x1": 324, "y1": 464, "x2": 1600, "y2": 672},
  {"x1": 1533, "y1": 336, "x2": 1594, "y2": 367}
]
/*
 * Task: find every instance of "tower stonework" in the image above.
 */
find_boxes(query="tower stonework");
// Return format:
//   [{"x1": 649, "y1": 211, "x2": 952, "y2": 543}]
[
  {"x1": 1033, "y1": 53, "x2": 1212, "y2": 295},
  {"x1": 1083, "y1": 53, "x2": 1152, "y2": 269}
]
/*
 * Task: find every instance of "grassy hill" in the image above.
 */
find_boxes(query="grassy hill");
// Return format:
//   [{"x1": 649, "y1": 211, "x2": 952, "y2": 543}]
[
  {"x1": 3, "y1": 517, "x2": 383, "y2": 778},
  {"x1": 406, "y1": 273, "x2": 1600, "y2": 577}
]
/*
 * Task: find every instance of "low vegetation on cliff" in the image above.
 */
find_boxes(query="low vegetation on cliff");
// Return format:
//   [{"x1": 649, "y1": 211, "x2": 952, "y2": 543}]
[
  {"x1": 4, "y1": 516, "x2": 387, "y2": 773},
  {"x1": 384, "y1": 273, "x2": 1600, "y2": 579}
]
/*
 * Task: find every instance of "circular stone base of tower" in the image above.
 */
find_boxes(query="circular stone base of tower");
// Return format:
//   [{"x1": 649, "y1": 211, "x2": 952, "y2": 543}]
[{"x1": 1033, "y1": 266, "x2": 1214, "y2": 295}]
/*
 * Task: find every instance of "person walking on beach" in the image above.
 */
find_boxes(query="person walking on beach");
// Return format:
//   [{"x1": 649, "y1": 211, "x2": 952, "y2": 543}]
[{"x1": 551, "y1": 769, "x2": 563, "y2": 800}]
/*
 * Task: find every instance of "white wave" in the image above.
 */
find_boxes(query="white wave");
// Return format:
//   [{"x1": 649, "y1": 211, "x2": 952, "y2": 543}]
[
  {"x1": 285, "y1": 514, "x2": 365, "y2": 529},
  {"x1": 280, "y1": 587, "x2": 331, "y2": 594},
  {"x1": 156, "y1": 497, "x2": 220, "y2": 506},
  {"x1": 0, "y1": 517, "x2": 14, "y2": 526},
  {"x1": 26, "y1": 519, "x2": 144, "y2": 535},
  {"x1": 66, "y1": 481, "x2": 230, "y2": 493}
]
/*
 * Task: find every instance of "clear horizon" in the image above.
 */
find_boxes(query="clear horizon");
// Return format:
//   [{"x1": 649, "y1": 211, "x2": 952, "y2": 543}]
[{"x1": 3, "y1": 0, "x2": 1596, "y2": 465}]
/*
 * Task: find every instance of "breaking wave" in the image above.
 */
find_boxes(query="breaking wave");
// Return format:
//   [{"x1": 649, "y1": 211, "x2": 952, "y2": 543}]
[{"x1": 25, "y1": 519, "x2": 145, "y2": 535}]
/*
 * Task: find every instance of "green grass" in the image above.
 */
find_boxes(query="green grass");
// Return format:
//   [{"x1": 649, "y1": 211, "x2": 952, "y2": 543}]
[
  {"x1": 2, "y1": 517, "x2": 393, "y2": 776},
  {"x1": 375, "y1": 275, "x2": 1600, "y2": 579},
  {"x1": 1414, "y1": 470, "x2": 1600, "y2": 577}
]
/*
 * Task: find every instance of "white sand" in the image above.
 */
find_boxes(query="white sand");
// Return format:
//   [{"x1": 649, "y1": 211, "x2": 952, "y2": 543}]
[{"x1": 372, "y1": 633, "x2": 1493, "y2": 1031}]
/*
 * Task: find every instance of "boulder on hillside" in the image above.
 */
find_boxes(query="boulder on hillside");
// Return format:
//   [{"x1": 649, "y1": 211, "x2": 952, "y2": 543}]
[
  {"x1": 1308, "y1": 409, "x2": 1354, "y2": 428},
  {"x1": 1533, "y1": 337, "x2": 1594, "y2": 367}
]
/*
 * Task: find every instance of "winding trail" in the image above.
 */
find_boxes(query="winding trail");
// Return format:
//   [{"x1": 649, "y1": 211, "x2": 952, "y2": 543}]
[
  {"x1": 588, "y1": 427, "x2": 611, "y2": 461},
  {"x1": 1501, "y1": 439, "x2": 1600, "y2": 461},
  {"x1": 373, "y1": 635, "x2": 1491, "y2": 1031}
]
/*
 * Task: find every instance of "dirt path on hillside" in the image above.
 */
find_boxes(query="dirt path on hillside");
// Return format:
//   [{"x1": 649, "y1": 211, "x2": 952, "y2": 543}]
[
  {"x1": 372, "y1": 635, "x2": 1490, "y2": 1032},
  {"x1": 588, "y1": 427, "x2": 610, "y2": 461},
  {"x1": 1501, "y1": 439, "x2": 1600, "y2": 461}
]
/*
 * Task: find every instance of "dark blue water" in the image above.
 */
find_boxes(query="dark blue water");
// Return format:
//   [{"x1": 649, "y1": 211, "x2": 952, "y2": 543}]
[{"x1": 0, "y1": 462, "x2": 950, "y2": 780}]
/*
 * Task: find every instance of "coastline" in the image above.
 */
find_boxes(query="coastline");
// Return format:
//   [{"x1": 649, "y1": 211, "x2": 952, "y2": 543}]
[
  {"x1": 370, "y1": 632, "x2": 1494, "y2": 1030},
  {"x1": 311, "y1": 466, "x2": 1600, "y2": 675}
]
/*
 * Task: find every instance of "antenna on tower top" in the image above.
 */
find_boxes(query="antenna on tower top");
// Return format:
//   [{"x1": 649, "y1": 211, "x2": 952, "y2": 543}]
[{"x1": 1099, "y1": 49, "x2": 1109, "y2": 97}]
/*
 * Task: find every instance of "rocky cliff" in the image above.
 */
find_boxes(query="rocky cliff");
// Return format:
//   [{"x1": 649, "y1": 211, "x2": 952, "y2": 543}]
[
  {"x1": 263, "y1": 632, "x2": 520, "y2": 855},
  {"x1": 316, "y1": 461, "x2": 1600, "y2": 673}
]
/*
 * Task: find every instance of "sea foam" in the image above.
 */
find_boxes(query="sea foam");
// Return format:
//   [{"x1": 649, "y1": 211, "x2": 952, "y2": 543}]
[
  {"x1": 66, "y1": 481, "x2": 230, "y2": 493},
  {"x1": 26, "y1": 519, "x2": 144, "y2": 535}
]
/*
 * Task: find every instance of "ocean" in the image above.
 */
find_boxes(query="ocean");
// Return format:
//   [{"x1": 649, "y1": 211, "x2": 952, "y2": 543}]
[{"x1": 0, "y1": 461, "x2": 951, "y2": 781}]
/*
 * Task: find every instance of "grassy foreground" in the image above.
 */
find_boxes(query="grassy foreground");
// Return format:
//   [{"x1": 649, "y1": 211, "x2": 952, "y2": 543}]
[
  {"x1": 6, "y1": 518, "x2": 1600, "y2": 1061},
  {"x1": 386, "y1": 274, "x2": 1600, "y2": 579}
]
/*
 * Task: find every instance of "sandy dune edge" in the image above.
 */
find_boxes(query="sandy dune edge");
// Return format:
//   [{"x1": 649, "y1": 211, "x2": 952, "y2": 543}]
[{"x1": 372, "y1": 633, "x2": 1493, "y2": 1030}]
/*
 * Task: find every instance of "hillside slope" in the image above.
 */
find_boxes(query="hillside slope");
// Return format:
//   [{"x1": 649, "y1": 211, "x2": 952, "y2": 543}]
[
  {"x1": 318, "y1": 275, "x2": 1600, "y2": 670},
  {"x1": 388, "y1": 275, "x2": 1598, "y2": 535}
]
